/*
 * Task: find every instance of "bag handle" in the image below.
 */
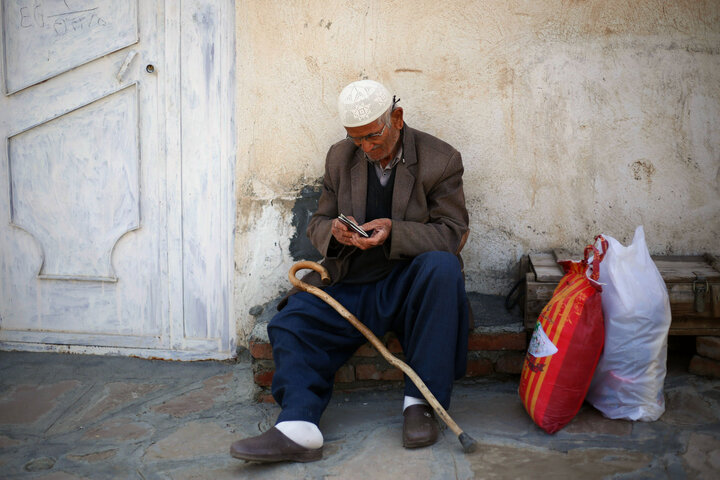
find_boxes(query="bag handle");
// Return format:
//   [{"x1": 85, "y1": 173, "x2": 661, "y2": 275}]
[{"x1": 584, "y1": 235, "x2": 609, "y2": 281}]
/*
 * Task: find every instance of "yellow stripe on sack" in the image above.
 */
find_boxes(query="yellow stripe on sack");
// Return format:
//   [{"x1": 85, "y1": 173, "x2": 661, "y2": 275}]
[
  {"x1": 522, "y1": 274, "x2": 588, "y2": 412},
  {"x1": 527, "y1": 277, "x2": 588, "y2": 417},
  {"x1": 522, "y1": 292, "x2": 565, "y2": 410},
  {"x1": 523, "y1": 304, "x2": 560, "y2": 411},
  {"x1": 523, "y1": 278, "x2": 580, "y2": 407},
  {"x1": 528, "y1": 279, "x2": 588, "y2": 414}
]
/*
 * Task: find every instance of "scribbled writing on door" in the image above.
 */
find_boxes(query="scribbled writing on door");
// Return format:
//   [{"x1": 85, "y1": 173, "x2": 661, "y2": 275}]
[{"x1": 17, "y1": 0, "x2": 108, "y2": 37}]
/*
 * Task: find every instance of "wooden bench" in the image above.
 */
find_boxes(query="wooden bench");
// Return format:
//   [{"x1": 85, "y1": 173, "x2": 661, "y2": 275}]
[{"x1": 524, "y1": 252, "x2": 720, "y2": 336}]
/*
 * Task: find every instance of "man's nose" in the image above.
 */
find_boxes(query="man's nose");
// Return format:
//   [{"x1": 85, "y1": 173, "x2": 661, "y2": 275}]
[{"x1": 360, "y1": 139, "x2": 375, "y2": 152}]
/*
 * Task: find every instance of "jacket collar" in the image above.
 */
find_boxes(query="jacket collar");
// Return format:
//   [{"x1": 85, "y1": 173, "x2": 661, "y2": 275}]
[{"x1": 392, "y1": 126, "x2": 416, "y2": 219}]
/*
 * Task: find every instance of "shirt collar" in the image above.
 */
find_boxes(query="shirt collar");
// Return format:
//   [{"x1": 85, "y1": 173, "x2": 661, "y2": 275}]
[
  {"x1": 384, "y1": 146, "x2": 403, "y2": 171},
  {"x1": 364, "y1": 143, "x2": 403, "y2": 171}
]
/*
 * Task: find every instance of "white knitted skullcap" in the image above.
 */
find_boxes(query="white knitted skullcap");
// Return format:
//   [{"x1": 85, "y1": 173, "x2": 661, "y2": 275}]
[{"x1": 337, "y1": 80, "x2": 393, "y2": 127}]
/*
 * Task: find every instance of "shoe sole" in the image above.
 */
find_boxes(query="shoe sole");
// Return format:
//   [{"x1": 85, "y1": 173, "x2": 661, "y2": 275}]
[
  {"x1": 230, "y1": 447, "x2": 323, "y2": 463},
  {"x1": 403, "y1": 438, "x2": 437, "y2": 449}
]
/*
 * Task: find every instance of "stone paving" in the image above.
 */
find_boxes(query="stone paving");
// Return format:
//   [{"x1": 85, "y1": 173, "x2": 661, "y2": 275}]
[{"x1": 0, "y1": 350, "x2": 719, "y2": 479}]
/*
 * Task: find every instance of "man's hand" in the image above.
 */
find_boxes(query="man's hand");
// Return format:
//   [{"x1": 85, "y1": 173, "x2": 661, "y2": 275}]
[
  {"x1": 331, "y1": 216, "x2": 359, "y2": 246},
  {"x1": 351, "y1": 218, "x2": 391, "y2": 250}
]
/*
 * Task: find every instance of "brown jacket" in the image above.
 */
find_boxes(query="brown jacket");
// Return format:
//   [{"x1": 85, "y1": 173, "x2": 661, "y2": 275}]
[{"x1": 281, "y1": 125, "x2": 469, "y2": 306}]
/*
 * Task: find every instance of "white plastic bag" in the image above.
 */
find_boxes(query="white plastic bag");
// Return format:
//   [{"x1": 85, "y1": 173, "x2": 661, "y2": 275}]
[{"x1": 586, "y1": 225, "x2": 671, "y2": 421}]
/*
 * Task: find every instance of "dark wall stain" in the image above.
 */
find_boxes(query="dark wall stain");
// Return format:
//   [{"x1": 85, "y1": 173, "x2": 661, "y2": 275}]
[
  {"x1": 290, "y1": 185, "x2": 323, "y2": 261},
  {"x1": 631, "y1": 160, "x2": 656, "y2": 183}
]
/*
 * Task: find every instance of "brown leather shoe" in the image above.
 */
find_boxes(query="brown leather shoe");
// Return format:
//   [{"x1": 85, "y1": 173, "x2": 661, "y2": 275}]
[
  {"x1": 230, "y1": 427, "x2": 323, "y2": 463},
  {"x1": 403, "y1": 404, "x2": 439, "y2": 448}
]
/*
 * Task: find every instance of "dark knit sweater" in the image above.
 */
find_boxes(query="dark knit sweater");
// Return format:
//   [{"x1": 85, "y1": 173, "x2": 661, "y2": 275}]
[{"x1": 342, "y1": 162, "x2": 405, "y2": 284}]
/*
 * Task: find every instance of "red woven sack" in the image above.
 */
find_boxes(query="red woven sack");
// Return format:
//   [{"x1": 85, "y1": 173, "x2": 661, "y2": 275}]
[{"x1": 519, "y1": 238, "x2": 607, "y2": 434}]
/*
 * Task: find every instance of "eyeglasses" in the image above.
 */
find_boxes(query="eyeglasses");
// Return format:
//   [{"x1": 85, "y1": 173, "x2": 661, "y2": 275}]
[{"x1": 346, "y1": 123, "x2": 388, "y2": 144}]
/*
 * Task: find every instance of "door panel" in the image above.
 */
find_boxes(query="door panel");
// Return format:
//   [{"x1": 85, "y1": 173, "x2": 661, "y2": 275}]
[
  {"x1": 180, "y1": 1, "x2": 228, "y2": 343},
  {"x1": 8, "y1": 85, "x2": 140, "y2": 282},
  {"x1": 0, "y1": 0, "x2": 165, "y2": 350},
  {"x1": 0, "y1": 0, "x2": 234, "y2": 359},
  {"x1": 2, "y1": 0, "x2": 139, "y2": 94}
]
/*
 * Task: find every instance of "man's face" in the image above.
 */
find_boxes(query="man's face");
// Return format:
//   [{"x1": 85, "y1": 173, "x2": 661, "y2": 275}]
[{"x1": 345, "y1": 108, "x2": 403, "y2": 165}]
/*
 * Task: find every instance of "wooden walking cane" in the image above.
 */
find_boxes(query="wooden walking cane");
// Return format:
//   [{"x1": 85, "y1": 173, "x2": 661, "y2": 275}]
[{"x1": 289, "y1": 260, "x2": 478, "y2": 453}]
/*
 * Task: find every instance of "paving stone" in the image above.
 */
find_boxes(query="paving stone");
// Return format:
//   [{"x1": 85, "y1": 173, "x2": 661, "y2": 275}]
[
  {"x1": 78, "y1": 382, "x2": 163, "y2": 423},
  {"x1": 24, "y1": 456, "x2": 56, "y2": 471},
  {"x1": 0, "y1": 381, "x2": 79, "y2": 424},
  {"x1": 165, "y1": 462, "x2": 258, "y2": 480},
  {"x1": 452, "y1": 392, "x2": 533, "y2": 436},
  {"x1": 0, "y1": 434, "x2": 23, "y2": 448},
  {"x1": 662, "y1": 388, "x2": 719, "y2": 426},
  {"x1": 702, "y1": 385, "x2": 720, "y2": 404},
  {"x1": 320, "y1": 397, "x2": 401, "y2": 438},
  {"x1": 47, "y1": 382, "x2": 164, "y2": 436},
  {"x1": 563, "y1": 405, "x2": 633, "y2": 435},
  {"x1": 30, "y1": 473, "x2": 90, "y2": 480},
  {"x1": 82, "y1": 417, "x2": 154, "y2": 441},
  {"x1": 66, "y1": 449, "x2": 118, "y2": 463},
  {"x1": 143, "y1": 421, "x2": 235, "y2": 461},
  {"x1": 150, "y1": 373, "x2": 232, "y2": 417},
  {"x1": 467, "y1": 443, "x2": 652, "y2": 479},
  {"x1": 326, "y1": 425, "x2": 436, "y2": 479},
  {"x1": 230, "y1": 462, "x2": 328, "y2": 480},
  {"x1": 1, "y1": 350, "x2": 718, "y2": 479},
  {"x1": 681, "y1": 432, "x2": 720, "y2": 479}
]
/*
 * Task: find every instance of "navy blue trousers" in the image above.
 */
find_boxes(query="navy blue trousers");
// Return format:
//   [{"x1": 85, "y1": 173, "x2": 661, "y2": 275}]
[{"x1": 268, "y1": 251, "x2": 469, "y2": 425}]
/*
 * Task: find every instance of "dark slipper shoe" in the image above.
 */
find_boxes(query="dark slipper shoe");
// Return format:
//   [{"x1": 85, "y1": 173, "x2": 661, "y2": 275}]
[
  {"x1": 230, "y1": 426, "x2": 323, "y2": 463},
  {"x1": 402, "y1": 404, "x2": 439, "y2": 448}
]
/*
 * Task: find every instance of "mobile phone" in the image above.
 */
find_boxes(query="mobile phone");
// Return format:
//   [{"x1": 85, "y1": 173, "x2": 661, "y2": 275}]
[{"x1": 338, "y1": 214, "x2": 370, "y2": 238}]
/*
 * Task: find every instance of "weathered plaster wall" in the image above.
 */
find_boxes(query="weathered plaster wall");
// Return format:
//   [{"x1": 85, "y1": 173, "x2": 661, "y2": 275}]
[{"x1": 234, "y1": 0, "x2": 720, "y2": 344}]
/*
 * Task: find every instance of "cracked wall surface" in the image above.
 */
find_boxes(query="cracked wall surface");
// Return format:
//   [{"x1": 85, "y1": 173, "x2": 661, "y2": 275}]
[{"x1": 233, "y1": 0, "x2": 720, "y2": 345}]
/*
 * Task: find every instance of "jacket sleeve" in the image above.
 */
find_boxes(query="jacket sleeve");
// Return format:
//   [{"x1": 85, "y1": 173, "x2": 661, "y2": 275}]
[
  {"x1": 307, "y1": 145, "x2": 355, "y2": 259},
  {"x1": 388, "y1": 150, "x2": 469, "y2": 259}
]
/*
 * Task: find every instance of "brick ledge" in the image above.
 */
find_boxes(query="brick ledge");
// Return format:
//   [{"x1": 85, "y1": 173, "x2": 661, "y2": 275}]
[{"x1": 247, "y1": 293, "x2": 528, "y2": 402}]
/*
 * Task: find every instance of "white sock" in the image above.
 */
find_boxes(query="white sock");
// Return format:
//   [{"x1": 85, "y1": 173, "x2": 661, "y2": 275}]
[
  {"x1": 275, "y1": 421, "x2": 323, "y2": 449},
  {"x1": 403, "y1": 395, "x2": 429, "y2": 412}
]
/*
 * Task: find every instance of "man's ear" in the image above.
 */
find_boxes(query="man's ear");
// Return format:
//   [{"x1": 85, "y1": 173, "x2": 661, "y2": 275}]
[{"x1": 391, "y1": 107, "x2": 404, "y2": 130}]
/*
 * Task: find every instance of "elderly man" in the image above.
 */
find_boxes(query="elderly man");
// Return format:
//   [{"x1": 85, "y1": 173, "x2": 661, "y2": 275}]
[{"x1": 231, "y1": 80, "x2": 470, "y2": 462}]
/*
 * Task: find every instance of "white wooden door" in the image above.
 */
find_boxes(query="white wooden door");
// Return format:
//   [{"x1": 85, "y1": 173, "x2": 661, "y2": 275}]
[{"x1": 0, "y1": 0, "x2": 235, "y2": 360}]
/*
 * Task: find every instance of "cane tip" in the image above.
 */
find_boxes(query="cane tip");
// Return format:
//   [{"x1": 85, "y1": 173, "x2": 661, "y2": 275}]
[{"x1": 458, "y1": 432, "x2": 477, "y2": 453}]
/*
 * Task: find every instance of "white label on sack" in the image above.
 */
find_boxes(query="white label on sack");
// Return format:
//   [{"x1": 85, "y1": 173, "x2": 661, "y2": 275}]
[{"x1": 528, "y1": 322, "x2": 559, "y2": 358}]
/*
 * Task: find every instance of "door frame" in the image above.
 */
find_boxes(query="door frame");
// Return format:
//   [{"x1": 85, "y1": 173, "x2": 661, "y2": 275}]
[{"x1": 163, "y1": 0, "x2": 236, "y2": 360}]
